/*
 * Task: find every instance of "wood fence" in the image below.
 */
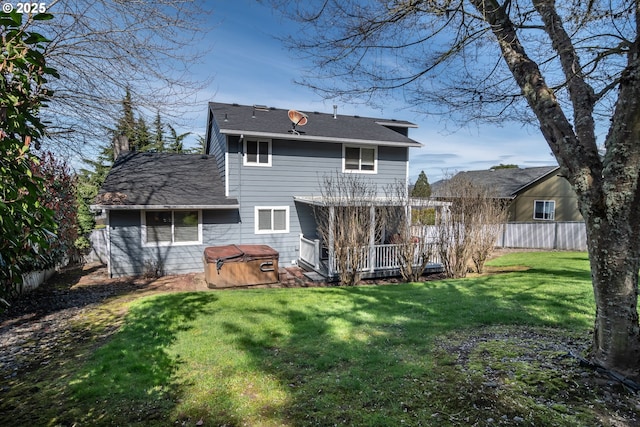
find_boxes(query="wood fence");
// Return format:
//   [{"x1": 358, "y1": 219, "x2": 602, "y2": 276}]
[{"x1": 86, "y1": 228, "x2": 108, "y2": 264}]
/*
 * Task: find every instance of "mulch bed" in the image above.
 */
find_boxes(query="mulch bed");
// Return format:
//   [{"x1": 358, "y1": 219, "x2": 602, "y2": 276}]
[{"x1": 0, "y1": 263, "x2": 205, "y2": 380}]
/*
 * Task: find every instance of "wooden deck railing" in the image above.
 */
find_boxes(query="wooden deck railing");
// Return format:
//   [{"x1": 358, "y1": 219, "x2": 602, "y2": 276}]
[{"x1": 299, "y1": 235, "x2": 439, "y2": 276}]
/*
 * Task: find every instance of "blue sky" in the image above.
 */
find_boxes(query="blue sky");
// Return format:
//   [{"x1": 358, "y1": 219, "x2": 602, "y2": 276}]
[{"x1": 186, "y1": 0, "x2": 557, "y2": 183}]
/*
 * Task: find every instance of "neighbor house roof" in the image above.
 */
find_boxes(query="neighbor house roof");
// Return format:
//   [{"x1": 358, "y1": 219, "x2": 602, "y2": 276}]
[
  {"x1": 92, "y1": 152, "x2": 239, "y2": 210},
  {"x1": 433, "y1": 166, "x2": 560, "y2": 199},
  {"x1": 206, "y1": 102, "x2": 423, "y2": 150}
]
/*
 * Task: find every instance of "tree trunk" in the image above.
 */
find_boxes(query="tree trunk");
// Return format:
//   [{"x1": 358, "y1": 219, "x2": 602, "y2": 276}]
[
  {"x1": 587, "y1": 217, "x2": 640, "y2": 376},
  {"x1": 470, "y1": 0, "x2": 640, "y2": 376}
]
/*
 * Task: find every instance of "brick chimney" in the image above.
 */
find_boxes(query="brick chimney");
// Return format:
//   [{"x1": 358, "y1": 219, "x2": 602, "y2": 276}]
[{"x1": 113, "y1": 134, "x2": 130, "y2": 160}]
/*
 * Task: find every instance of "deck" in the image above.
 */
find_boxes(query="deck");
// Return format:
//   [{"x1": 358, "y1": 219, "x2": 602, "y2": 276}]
[{"x1": 298, "y1": 235, "x2": 443, "y2": 281}]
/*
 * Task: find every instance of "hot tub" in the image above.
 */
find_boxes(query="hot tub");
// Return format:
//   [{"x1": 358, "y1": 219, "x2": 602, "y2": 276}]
[{"x1": 203, "y1": 244, "x2": 279, "y2": 288}]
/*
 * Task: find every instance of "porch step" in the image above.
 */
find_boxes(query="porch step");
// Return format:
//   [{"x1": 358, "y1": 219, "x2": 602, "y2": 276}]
[
  {"x1": 279, "y1": 267, "x2": 310, "y2": 287},
  {"x1": 302, "y1": 271, "x2": 326, "y2": 283},
  {"x1": 278, "y1": 266, "x2": 328, "y2": 287}
]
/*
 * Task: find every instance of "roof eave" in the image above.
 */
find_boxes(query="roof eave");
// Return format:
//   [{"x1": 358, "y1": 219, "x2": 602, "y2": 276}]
[
  {"x1": 220, "y1": 129, "x2": 422, "y2": 148},
  {"x1": 294, "y1": 195, "x2": 439, "y2": 207},
  {"x1": 374, "y1": 120, "x2": 418, "y2": 128},
  {"x1": 90, "y1": 204, "x2": 240, "y2": 211}
]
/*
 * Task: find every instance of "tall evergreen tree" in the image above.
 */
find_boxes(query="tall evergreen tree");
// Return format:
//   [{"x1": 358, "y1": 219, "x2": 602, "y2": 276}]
[
  {"x1": 153, "y1": 111, "x2": 165, "y2": 152},
  {"x1": 167, "y1": 124, "x2": 191, "y2": 153},
  {"x1": 135, "y1": 116, "x2": 151, "y2": 151},
  {"x1": 116, "y1": 88, "x2": 136, "y2": 149},
  {"x1": 411, "y1": 171, "x2": 432, "y2": 198},
  {"x1": 195, "y1": 135, "x2": 206, "y2": 154}
]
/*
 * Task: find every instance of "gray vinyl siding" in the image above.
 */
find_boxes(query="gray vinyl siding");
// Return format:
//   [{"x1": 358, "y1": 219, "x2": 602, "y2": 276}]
[
  {"x1": 108, "y1": 209, "x2": 240, "y2": 277},
  {"x1": 225, "y1": 137, "x2": 409, "y2": 265},
  {"x1": 207, "y1": 116, "x2": 227, "y2": 192},
  {"x1": 107, "y1": 134, "x2": 410, "y2": 276}
]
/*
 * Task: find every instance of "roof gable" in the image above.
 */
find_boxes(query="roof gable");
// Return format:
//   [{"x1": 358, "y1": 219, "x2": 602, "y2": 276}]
[
  {"x1": 93, "y1": 152, "x2": 238, "y2": 209},
  {"x1": 435, "y1": 166, "x2": 560, "y2": 198},
  {"x1": 208, "y1": 102, "x2": 422, "y2": 148}
]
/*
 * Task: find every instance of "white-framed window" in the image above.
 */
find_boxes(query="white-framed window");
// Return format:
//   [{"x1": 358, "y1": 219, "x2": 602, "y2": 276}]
[
  {"x1": 141, "y1": 210, "x2": 202, "y2": 246},
  {"x1": 255, "y1": 206, "x2": 289, "y2": 234},
  {"x1": 533, "y1": 200, "x2": 555, "y2": 220},
  {"x1": 244, "y1": 139, "x2": 272, "y2": 166},
  {"x1": 343, "y1": 145, "x2": 377, "y2": 173}
]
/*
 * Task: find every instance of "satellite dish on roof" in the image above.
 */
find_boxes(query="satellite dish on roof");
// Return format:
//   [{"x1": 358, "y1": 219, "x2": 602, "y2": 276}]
[{"x1": 288, "y1": 109, "x2": 308, "y2": 135}]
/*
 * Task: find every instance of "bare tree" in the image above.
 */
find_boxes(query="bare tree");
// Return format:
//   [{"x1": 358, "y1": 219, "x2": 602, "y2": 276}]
[
  {"x1": 385, "y1": 181, "x2": 437, "y2": 282},
  {"x1": 433, "y1": 174, "x2": 507, "y2": 277},
  {"x1": 314, "y1": 173, "x2": 384, "y2": 285},
  {"x1": 22, "y1": 0, "x2": 212, "y2": 156},
  {"x1": 434, "y1": 175, "x2": 475, "y2": 279},
  {"x1": 470, "y1": 201, "x2": 509, "y2": 275},
  {"x1": 465, "y1": 191, "x2": 509, "y2": 275},
  {"x1": 273, "y1": 0, "x2": 640, "y2": 376}
]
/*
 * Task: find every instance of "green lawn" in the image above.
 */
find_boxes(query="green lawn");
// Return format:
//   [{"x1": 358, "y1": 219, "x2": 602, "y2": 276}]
[{"x1": 5, "y1": 251, "x2": 634, "y2": 426}]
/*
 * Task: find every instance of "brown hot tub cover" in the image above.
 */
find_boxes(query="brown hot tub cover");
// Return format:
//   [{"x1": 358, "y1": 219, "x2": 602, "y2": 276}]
[{"x1": 203, "y1": 245, "x2": 279, "y2": 288}]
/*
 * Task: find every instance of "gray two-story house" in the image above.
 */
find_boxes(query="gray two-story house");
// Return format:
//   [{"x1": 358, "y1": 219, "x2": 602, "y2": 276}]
[{"x1": 93, "y1": 102, "x2": 423, "y2": 278}]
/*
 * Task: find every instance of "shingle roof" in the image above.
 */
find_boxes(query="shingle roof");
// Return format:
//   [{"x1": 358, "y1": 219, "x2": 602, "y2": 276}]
[
  {"x1": 208, "y1": 102, "x2": 422, "y2": 148},
  {"x1": 433, "y1": 166, "x2": 560, "y2": 198},
  {"x1": 92, "y1": 152, "x2": 238, "y2": 209}
]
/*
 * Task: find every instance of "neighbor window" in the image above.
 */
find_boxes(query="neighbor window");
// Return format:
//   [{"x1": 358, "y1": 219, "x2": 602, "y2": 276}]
[
  {"x1": 244, "y1": 139, "x2": 271, "y2": 166},
  {"x1": 255, "y1": 206, "x2": 289, "y2": 234},
  {"x1": 343, "y1": 145, "x2": 376, "y2": 172},
  {"x1": 142, "y1": 210, "x2": 201, "y2": 245},
  {"x1": 533, "y1": 200, "x2": 555, "y2": 220}
]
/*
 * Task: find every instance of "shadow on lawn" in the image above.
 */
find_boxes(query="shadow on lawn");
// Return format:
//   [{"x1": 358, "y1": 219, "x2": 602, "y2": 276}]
[
  {"x1": 11, "y1": 259, "x2": 593, "y2": 425},
  {"x1": 218, "y1": 271, "x2": 594, "y2": 425},
  {"x1": 56, "y1": 292, "x2": 219, "y2": 425}
]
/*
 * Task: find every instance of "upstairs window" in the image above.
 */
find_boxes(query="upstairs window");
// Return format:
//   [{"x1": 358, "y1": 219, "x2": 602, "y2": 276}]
[
  {"x1": 244, "y1": 139, "x2": 271, "y2": 166},
  {"x1": 533, "y1": 200, "x2": 555, "y2": 220},
  {"x1": 142, "y1": 210, "x2": 201, "y2": 245},
  {"x1": 343, "y1": 145, "x2": 377, "y2": 173}
]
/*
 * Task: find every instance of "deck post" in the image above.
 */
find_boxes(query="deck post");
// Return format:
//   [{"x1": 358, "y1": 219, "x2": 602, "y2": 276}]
[
  {"x1": 369, "y1": 205, "x2": 376, "y2": 272},
  {"x1": 328, "y1": 205, "x2": 335, "y2": 277},
  {"x1": 314, "y1": 238, "x2": 321, "y2": 270}
]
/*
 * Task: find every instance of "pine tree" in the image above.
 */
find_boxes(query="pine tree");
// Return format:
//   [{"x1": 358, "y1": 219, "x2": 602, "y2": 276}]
[
  {"x1": 136, "y1": 116, "x2": 151, "y2": 151},
  {"x1": 167, "y1": 124, "x2": 191, "y2": 153},
  {"x1": 116, "y1": 88, "x2": 136, "y2": 149},
  {"x1": 411, "y1": 171, "x2": 432, "y2": 198},
  {"x1": 195, "y1": 135, "x2": 206, "y2": 154},
  {"x1": 153, "y1": 111, "x2": 165, "y2": 152}
]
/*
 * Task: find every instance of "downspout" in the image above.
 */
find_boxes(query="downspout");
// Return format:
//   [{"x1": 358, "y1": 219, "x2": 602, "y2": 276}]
[
  {"x1": 405, "y1": 147, "x2": 410, "y2": 187},
  {"x1": 225, "y1": 141, "x2": 229, "y2": 197},
  {"x1": 106, "y1": 210, "x2": 112, "y2": 278}
]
